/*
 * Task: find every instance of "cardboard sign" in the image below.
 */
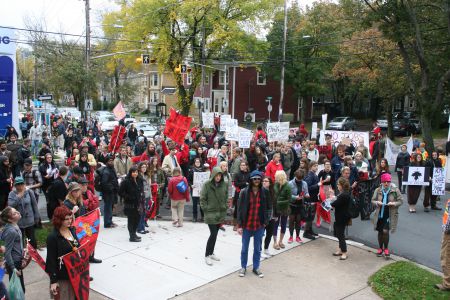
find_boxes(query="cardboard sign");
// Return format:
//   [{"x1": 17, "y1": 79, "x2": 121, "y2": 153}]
[
  {"x1": 202, "y1": 112, "x2": 215, "y2": 128},
  {"x1": 164, "y1": 108, "x2": 192, "y2": 144},
  {"x1": 267, "y1": 122, "x2": 290, "y2": 142},
  {"x1": 238, "y1": 130, "x2": 253, "y2": 149},
  {"x1": 323, "y1": 130, "x2": 369, "y2": 148},
  {"x1": 193, "y1": 172, "x2": 210, "y2": 197},
  {"x1": 225, "y1": 119, "x2": 239, "y2": 141},
  {"x1": 220, "y1": 115, "x2": 231, "y2": 132},
  {"x1": 432, "y1": 167, "x2": 445, "y2": 195},
  {"x1": 62, "y1": 240, "x2": 95, "y2": 300},
  {"x1": 402, "y1": 166, "x2": 430, "y2": 186}
]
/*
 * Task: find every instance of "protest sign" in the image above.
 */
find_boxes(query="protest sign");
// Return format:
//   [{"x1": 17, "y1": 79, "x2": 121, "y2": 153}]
[
  {"x1": 27, "y1": 242, "x2": 46, "y2": 272},
  {"x1": 323, "y1": 130, "x2": 370, "y2": 148},
  {"x1": 238, "y1": 129, "x2": 253, "y2": 148},
  {"x1": 402, "y1": 166, "x2": 430, "y2": 186},
  {"x1": 62, "y1": 240, "x2": 95, "y2": 300},
  {"x1": 225, "y1": 119, "x2": 239, "y2": 141},
  {"x1": 267, "y1": 122, "x2": 290, "y2": 142},
  {"x1": 164, "y1": 108, "x2": 192, "y2": 144},
  {"x1": 220, "y1": 114, "x2": 231, "y2": 132},
  {"x1": 193, "y1": 172, "x2": 210, "y2": 197},
  {"x1": 202, "y1": 112, "x2": 215, "y2": 128},
  {"x1": 75, "y1": 209, "x2": 100, "y2": 247},
  {"x1": 385, "y1": 137, "x2": 413, "y2": 166},
  {"x1": 432, "y1": 167, "x2": 445, "y2": 195},
  {"x1": 311, "y1": 122, "x2": 318, "y2": 140}
]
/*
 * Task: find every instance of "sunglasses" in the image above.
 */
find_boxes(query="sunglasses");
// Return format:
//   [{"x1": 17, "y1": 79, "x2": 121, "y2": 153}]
[{"x1": 251, "y1": 178, "x2": 261, "y2": 181}]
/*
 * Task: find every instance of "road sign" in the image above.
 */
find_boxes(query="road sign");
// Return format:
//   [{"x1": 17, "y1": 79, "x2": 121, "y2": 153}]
[
  {"x1": 180, "y1": 64, "x2": 187, "y2": 73},
  {"x1": 267, "y1": 104, "x2": 272, "y2": 112},
  {"x1": 85, "y1": 99, "x2": 93, "y2": 111},
  {"x1": 38, "y1": 94, "x2": 53, "y2": 101},
  {"x1": 142, "y1": 54, "x2": 150, "y2": 64}
]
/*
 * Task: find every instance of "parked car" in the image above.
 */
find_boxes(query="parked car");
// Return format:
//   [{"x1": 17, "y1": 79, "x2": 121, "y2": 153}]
[
  {"x1": 126, "y1": 122, "x2": 158, "y2": 139},
  {"x1": 409, "y1": 119, "x2": 421, "y2": 134},
  {"x1": 99, "y1": 115, "x2": 119, "y2": 132},
  {"x1": 124, "y1": 117, "x2": 136, "y2": 126},
  {"x1": 394, "y1": 111, "x2": 416, "y2": 120},
  {"x1": 376, "y1": 118, "x2": 388, "y2": 129},
  {"x1": 327, "y1": 117, "x2": 356, "y2": 131},
  {"x1": 393, "y1": 119, "x2": 417, "y2": 136}
]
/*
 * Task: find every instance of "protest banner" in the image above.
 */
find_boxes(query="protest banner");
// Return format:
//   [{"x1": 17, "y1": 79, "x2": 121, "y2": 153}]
[
  {"x1": 164, "y1": 108, "x2": 192, "y2": 144},
  {"x1": 432, "y1": 167, "x2": 445, "y2": 195},
  {"x1": 62, "y1": 240, "x2": 95, "y2": 300},
  {"x1": 75, "y1": 209, "x2": 100, "y2": 247},
  {"x1": 193, "y1": 172, "x2": 210, "y2": 197},
  {"x1": 108, "y1": 125, "x2": 126, "y2": 153},
  {"x1": 225, "y1": 119, "x2": 239, "y2": 141},
  {"x1": 27, "y1": 242, "x2": 46, "y2": 272},
  {"x1": 202, "y1": 112, "x2": 215, "y2": 128},
  {"x1": 402, "y1": 166, "x2": 430, "y2": 186},
  {"x1": 220, "y1": 114, "x2": 231, "y2": 132},
  {"x1": 385, "y1": 137, "x2": 413, "y2": 166},
  {"x1": 323, "y1": 130, "x2": 370, "y2": 148},
  {"x1": 238, "y1": 129, "x2": 253, "y2": 148},
  {"x1": 267, "y1": 122, "x2": 290, "y2": 142}
]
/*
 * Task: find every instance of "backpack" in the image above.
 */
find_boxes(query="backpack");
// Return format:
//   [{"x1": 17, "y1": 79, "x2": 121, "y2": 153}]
[
  {"x1": 94, "y1": 167, "x2": 105, "y2": 192},
  {"x1": 176, "y1": 179, "x2": 187, "y2": 193},
  {"x1": 347, "y1": 196, "x2": 360, "y2": 219}
]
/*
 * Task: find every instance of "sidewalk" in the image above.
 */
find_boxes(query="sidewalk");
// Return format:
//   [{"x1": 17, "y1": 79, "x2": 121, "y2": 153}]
[{"x1": 22, "y1": 218, "x2": 393, "y2": 300}]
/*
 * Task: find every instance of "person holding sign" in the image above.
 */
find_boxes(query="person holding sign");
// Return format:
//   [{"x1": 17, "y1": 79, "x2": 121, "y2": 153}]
[
  {"x1": 407, "y1": 153, "x2": 425, "y2": 213},
  {"x1": 187, "y1": 158, "x2": 207, "y2": 222},
  {"x1": 46, "y1": 206, "x2": 80, "y2": 299},
  {"x1": 424, "y1": 151, "x2": 443, "y2": 212}
]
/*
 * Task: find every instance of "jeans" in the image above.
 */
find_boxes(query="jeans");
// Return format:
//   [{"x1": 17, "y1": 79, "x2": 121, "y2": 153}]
[
  {"x1": 20, "y1": 226, "x2": 37, "y2": 249},
  {"x1": 192, "y1": 196, "x2": 204, "y2": 220},
  {"x1": 103, "y1": 192, "x2": 114, "y2": 227},
  {"x1": 137, "y1": 212, "x2": 146, "y2": 232},
  {"x1": 127, "y1": 209, "x2": 140, "y2": 238},
  {"x1": 333, "y1": 223, "x2": 347, "y2": 253},
  {"x1": 206, "y1": 224, "x2": 220, "y2": 257},
  {"x1": 241, "y1": 227, "x2": 264, "y2": 270},
  {"x1": 31, "y1": 140, "x2": 40, "y2": 156}
]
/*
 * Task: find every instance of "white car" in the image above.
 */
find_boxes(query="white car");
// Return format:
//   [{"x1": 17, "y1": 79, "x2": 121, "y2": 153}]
[
  {"x1": 327, "y1": 117, "x2": 356, "y2": 131},
  {"x1": 127, "y1": 122, "x2": 158, "y2": 139},
  {"x1": 99, "y1": 115, "x2": 119, "y2": 132},
  {"x1": 376, "y1": 118, "x2": 388, "y2": 129}
]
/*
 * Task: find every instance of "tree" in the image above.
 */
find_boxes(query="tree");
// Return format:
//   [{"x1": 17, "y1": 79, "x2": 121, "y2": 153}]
[{"x1": 105, "y1": 0, "x2": 281, "y2": 116}]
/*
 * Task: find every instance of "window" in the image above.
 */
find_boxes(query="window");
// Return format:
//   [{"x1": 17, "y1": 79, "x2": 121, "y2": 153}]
[
  {"x1": 257, "y1": 72, "x2": 266, "y2": 85},
  {"x1": 151, "y1": 91, "x2": 159, "y2": 103},
  {"x1": 186, "y1": 73, "x2": 192, "y2": 85},
  {"x1": 150, "y1": 73, "x2": 158, "y2": 87},
  {"x1": 219, "y1": 70, "x2": 229, "y2": 85}
]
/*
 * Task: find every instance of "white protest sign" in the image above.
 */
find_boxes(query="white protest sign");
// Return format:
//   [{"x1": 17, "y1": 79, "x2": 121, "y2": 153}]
[
  {"x1": 432, "y1": 167, "x2": 445, "y2": 195},
  {"x1": 402, "y1": 166, "x2": 430, "y2": 186},
  {"x1": 267, "y1": 122, "x2": 290, "y2": 142},
  {"x1": 238, "y1": 129, "x2": 253, "y2": 148},
  {"x1": 322, "y1": 114, "x2": 328, "y2": 130},
  {"x1": 323, "y1": 130, "x2": 370, "y2": 148},
  {"x1": 193, "y1": 172, "x2": 210, "y2": 197},
  {"x1": 202, "y1": 112, "x2": 215, "y2": 128},
  {"x1": 311, "y1": 122, "x2": 318, "y2": 139},
  {"x1": 225, "y1": 119, "x2": 239, "y2": 141},
  {"x1": 386, "y1": 137, "x2": 414, "y2": 166},
  {"x1": 319, "y1": 114, "x2": 327, "y2": 145},
  {"x1": 220, "y1": 114, "x2": 231, "y2": 132}
]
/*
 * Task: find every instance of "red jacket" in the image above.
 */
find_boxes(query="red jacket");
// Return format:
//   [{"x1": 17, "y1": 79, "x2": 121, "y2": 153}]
[
  {"x1": 168, "y1": 175, "x2": 190, "y2": 201},
  {"x1": 254, "y1": 130, "x2": 267, "y2": 142},
  {"x1": 265, "y1": 160, "x2": 284, "y2": 181},
  {"x1": 82, "y1": 190, "x2": 99, "y2": 212}
]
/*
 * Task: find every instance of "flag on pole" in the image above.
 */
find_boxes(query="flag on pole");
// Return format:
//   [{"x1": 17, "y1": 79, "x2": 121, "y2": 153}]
[
  {"x1": 112, "y1": 101, "x2": 126, "y2": 120},
  {"x1": 27, "y1": 242, "x2": 46, "y2": 272},
  {"x1": 74, "y1": 209, "x2": 101, "y2": 247},
  {"x1": 163, "y1": 108, "x2": 192, "y2": 144}
]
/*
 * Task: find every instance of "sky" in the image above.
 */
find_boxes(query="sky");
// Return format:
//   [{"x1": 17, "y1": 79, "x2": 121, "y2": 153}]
[{"x1": 0, "y1": 0, "x2": 321, "y2": 42}]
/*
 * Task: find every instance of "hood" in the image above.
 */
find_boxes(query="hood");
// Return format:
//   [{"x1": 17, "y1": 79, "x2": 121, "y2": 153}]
[
  {"x1": 0, "y1": 156, "x2": 8, "y2": 164},
  {"x1": 210, "y1": 167, "x2": 224, "y2": 183}
]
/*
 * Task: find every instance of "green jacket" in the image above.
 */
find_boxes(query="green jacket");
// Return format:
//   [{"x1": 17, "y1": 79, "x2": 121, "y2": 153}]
[
  {"x1": 200, "y1": 167, "x2": 228, "y2": 224},
  {"x1": 274, "y1": 182, "x2": 291, "y2": 216}
]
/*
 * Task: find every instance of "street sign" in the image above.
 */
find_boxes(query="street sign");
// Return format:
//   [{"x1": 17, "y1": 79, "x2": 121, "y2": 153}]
[
  {"x1": 267, "y1": 104, "x2": 272, "y2": 112},
  {"x1": 38, "y1": 94, "x2": 53, "y2": 101},
  {"x1": 142, "y1": 54, "x2": 150, "y2": 64},
  {"x1": 180, "y1": 64, "x2": 187, "y2": 73},
  {"x1": 85, "y1": 99, "x2": 93, "y2": 111}
]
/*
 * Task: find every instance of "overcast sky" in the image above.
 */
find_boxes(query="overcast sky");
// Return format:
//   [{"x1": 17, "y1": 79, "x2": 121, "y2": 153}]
[{"x1": 1, "y1": 0, "x2": 321, "y2": 41}]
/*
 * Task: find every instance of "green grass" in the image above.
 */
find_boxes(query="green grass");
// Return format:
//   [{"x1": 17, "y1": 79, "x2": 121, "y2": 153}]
[
  {"x1": 36, "y1": 223, "x2": 54, "y2": 248},
  {"x1": 369, "y1": 261, "x2": 449, "y2": 300}
]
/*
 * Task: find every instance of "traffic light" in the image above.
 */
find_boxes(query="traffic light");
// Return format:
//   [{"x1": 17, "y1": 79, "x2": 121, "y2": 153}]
[
  {"x1": 187, "y1": 67, "x2": 192, "y2": 73},
  {"x1": 175, "y1": 65, "x2": 181, "y2": 73},
  {"x1": 150, "y1": 58, "x2": 156, "y2": 64},
  {"x1": 136, "y1": 57, "x2": 143, "y2": 64}
]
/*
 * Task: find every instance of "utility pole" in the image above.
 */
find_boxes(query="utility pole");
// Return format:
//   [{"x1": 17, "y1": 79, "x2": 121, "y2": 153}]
[
  {"x1": 278, "y1": 0, "x2": 288, "y2": 122},
  {"x1": 84, "y1": 0, "x2": 91, "y2": 118}
]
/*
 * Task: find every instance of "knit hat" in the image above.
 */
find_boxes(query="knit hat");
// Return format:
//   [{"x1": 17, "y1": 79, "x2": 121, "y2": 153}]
[{"x1": 381, "y1": 173, "x2": 392, "y2": 183}]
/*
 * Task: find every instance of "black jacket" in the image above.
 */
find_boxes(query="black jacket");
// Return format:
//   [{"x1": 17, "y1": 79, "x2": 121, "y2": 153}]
[
  {"x1": 233, "y1": 170, "x2": 249, "y2": 191},
  {"x1": 237, "y1": 186, "x2": 272, "y2": 228},
  {"x1": 305, "y1": 171, "x2": 320, "y2": 203},
  {"x1": 47, "y1": 177, "x2": 68, "y2": 207},
  {"x1": 331, "y1": 191, "x2": 351, "y2": 225},
  {"x1": 119, "y1": 176, "x2": 144, "y2": 213},
  {"x1": 395, "y1": 151, "x2": 410, "y2": 171},
  {"x1": 17, "y1": 145, "x2": 31, "y2": 168},
  {"x1": 101, "y1": 165, "x2": 119, "y2": 194},
  {"x1": 45, "y1": 227, "x2": 80, "y2": 284},
  {"x1": 39, "y1": 162, "x2": 59, "y2": 192},
  {"x1": 426, "y1": 157, "x2": 442, "y2": 178}
]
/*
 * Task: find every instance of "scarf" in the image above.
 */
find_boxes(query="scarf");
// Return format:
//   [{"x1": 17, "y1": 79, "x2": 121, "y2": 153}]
[{"x1": 380, "y1": 187, "x2": 390, "y2": 219}]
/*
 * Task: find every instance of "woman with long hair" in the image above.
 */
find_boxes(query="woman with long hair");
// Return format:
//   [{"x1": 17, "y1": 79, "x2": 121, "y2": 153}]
[
  {"x1": 376, "y1": 158, "x2": 390, "y2": 176},
  {"x1": 46, "y1": 206, "x2": 80, "y2": 299},
  {"x1": 272, "y1": 171, "x2": 292, "y2": 249},
  {"x1": 63, "y1": 182, "x2": 86, "y2": 218},
  {"x1": 79, "y1": 152, "x2": 94, "y2": 192},
  {"x1": 0, "y1": 156, "x2": 12, "y2": 210},
  {"x1": 207, "y1": 141, "x2": 220, "y2": 171},
  {"x1": 255, "y1": 146, "x2": 268, "y2": 172},
  {"x1": 137, "y1": 161, "x2": 151, "y2": 234},
  {"x1": 38, "y1": 153, "x2": 59, "y2": 206},
  {"x1": 262, "y1": 176, "x2": 276, "y2": 257},
  {"x1": 119, "y1": 166, "x2": 144, "y2": 242},
  {"x1": 407, "y1": 153, "x2": 424, "y2": 213},
  {"x1": 148, "y1": 156, "x2": 165, "y2": 218},
  {"x1": 331, "y1": 177, "x2": 352, "y2": 260}
]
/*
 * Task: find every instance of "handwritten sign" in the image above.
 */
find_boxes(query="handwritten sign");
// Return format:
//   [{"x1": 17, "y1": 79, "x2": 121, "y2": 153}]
[
  {"x1": 225, "y1": 119, "x2": 239, "y2": 141},
  {"x1": 432, "y1": 167, "x2": 445, "y2": 195},
  {"x1": 267, "y1": 122, "x2": 290, "y2": 142},
  {"x1": 323, "y1": 130, "x2": 369, "y2": 148},
  {"x1": 220, "y1": 115, "x2": 231, "y2": 132},
  {"x1": 402, "y1": 166, "x2": 430, "y2": 186},
  {"x1": 193, "y1": 172, "x2": 210, "y2": 197},
  {"x1": 202, "y1": 112, "x2": 215, "y2": 128},
  {"x1": 238, "y1": 129, "x2": 253, "y2": 149}
]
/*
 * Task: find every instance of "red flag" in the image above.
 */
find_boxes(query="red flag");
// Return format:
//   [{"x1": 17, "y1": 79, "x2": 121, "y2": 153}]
[
  {"x1": 74, "y1": 209, "x2": 101, "y2": 247},
  {"x1": 163, "y1": 108, "x2": 192, "y2": 144},
  {"x1": 108, "y1": 125, "x2": 126, "y2": 153},
  {"x1": 112, "y1": 101, "x2": 126, "y2": 120},
  {"x1": 147, "y1": 183, "x2": 159, "y2": 219},
  {"x1": 27, "y1": 242, "x2": 46, "y2": 272},
  {"x1": 61, "y1": 241, "x2": 94, "y2": 300}
]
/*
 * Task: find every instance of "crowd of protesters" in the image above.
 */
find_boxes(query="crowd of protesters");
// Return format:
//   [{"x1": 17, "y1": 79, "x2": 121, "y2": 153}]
[{"x1": 0, "y1": 113, "x2": 450, "y2": 296}]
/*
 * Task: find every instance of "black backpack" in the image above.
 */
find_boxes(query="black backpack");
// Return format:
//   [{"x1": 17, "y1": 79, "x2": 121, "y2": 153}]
[
  {"x1": 94, "y1": 166, "x2": 105, "y2": 192},
  {"x1": 347, "y1": 196, "x2": 360, "y2": 219}
]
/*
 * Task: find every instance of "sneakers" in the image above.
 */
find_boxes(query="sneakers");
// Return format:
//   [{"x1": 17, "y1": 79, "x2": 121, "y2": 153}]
[
  {"x1": 287, "y1": 237, "x2": 293, "y2": 244},
  {"x1": 424, "y1": 207, "x2": 430, "y2": 212},
  {"x1": 263, "y1": 249, "x2": 272, "y2": 257},
  {"x1": 295, "y1": 236, "x2": 302, "y2": 243},
  {"x1": 172, "y1": 220, "x2": 179, "y2": 227},
  {"x1": 205, "y1": 256, "x2": 213, "y2": 266},
  {"x1": 129, "y1": 237, "x2": 141, "y2": 242},
  {"x1": 210, "y1": 254, "x2": 220, "y2": 261},
  {"x1": 431, "y1": 206, "x2": 442, "y2": 211},
  {"x1": 376, "y1": 248, "x2": 383, "y2": 257},
  {"x1": 238, "y1": 268, "x2": 246, "y2": 277},
  {"x1": 253, "y1": 269, "x2": 264, "y2": 278},
  {"x1": 303, "y1": 233, "x2": 316, "y2": 240},
  {"x1": 384, "y1": 249, "x2": 390, "y2": 258}
]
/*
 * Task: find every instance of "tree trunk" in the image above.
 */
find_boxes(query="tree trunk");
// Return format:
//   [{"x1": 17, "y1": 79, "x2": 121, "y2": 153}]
[
  {"x1": 386, "y1": 101, "x2": 394, "y2": 140},
  {"x1": 421, "y1": 112, "x2": 434, "y2": 152}
]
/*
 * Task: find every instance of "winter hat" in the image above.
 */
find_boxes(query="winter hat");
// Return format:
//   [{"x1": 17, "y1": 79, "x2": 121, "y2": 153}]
[
  {"x1": 381, "y1": 173, "x2": 392, "y2": 183},
  {"x1": 249, "y1": 170, "x2": 262, "y2": 180}
]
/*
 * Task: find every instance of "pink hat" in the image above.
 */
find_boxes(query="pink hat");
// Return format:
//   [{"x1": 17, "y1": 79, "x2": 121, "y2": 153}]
[{"x1": 381, "y1": 173, "x2": 392, "y2": 183}]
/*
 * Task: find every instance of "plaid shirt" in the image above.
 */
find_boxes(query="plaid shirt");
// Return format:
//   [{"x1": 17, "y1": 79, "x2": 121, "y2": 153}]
[
  {"x1": 245, "y1": 190, "x2": 262, "y2": 231},
  {"x1": 22, "y1": 169, "x2": 42, "y2": 196}
]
